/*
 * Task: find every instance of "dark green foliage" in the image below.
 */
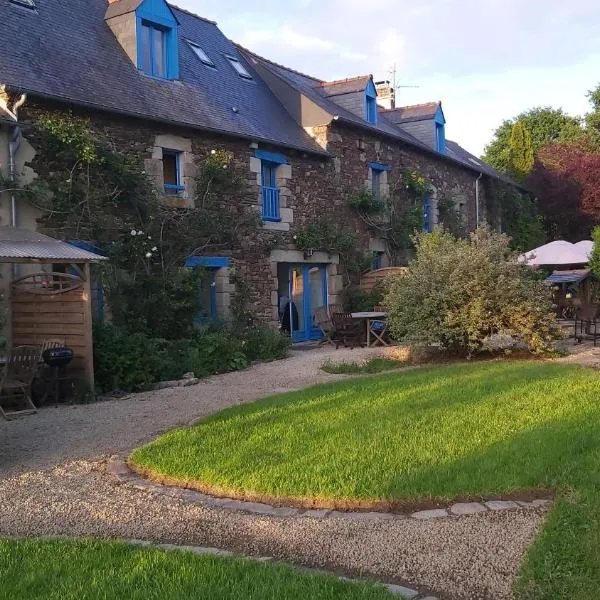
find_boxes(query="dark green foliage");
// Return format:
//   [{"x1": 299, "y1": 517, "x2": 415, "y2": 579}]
[
  {"x1": 509, "y1": 120, "x2": 535, "y2": 181},
  {"x1": 348, "y1": 187, "x2": 384, "y2": 213},
  {"x1": 107, "y1": 268, "x2": 203, "y2": 340},
  {"x1": 483, "y1": 107, "x2": 584, "y2": 175},
  {"x1": 342, "y1": 285, "x2": 383, "y2": 312},
  {"x1": 486, "y1": 181, "x2": 546, "y2": 251},
  {"x1": 93, "y1": 323, "x2": 290, "y2": 393},
  {"x1": 588, "y1": 226, "x2": 600, "y2": 280},
  {"x1": 437, "y1": 196, "x2": 465, "y2": 237}
]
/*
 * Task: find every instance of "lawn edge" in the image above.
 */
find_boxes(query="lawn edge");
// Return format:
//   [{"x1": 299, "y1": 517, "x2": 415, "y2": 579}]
[{"x1": 120, "y1": 457, "x2": 553, "y2": 517}]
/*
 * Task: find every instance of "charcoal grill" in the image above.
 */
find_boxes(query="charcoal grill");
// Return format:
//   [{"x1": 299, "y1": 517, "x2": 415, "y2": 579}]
[{"x1": 41, "y1": 346, "x2": 74, "y2": 403}]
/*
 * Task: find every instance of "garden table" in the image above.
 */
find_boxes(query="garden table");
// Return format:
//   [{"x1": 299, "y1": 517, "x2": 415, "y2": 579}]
[{"x1": 351, "y1": 312, "x2": 389, "y2": 347}]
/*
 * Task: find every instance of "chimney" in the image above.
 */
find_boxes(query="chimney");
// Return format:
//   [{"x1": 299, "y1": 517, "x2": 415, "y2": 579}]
[{"x1": 375, "y1": 80, "x2": 395, "y2": 110}]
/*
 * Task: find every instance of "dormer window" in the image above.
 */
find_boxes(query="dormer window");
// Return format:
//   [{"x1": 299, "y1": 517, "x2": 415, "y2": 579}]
[
  {"x1": 365, "y1": 78, "x2": 378, "y2": 125},
  {"x1": 225, "y1": 55, "x2": 252, "y2": 80},
  {"x1": 434, "y1": 105, "x2": 446, "y2": 153}
]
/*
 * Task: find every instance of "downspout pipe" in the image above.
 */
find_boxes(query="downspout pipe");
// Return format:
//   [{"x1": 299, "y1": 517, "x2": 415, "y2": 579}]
[
  {"x1": 475, "y1": 172, "x2": 483, "y2": 227},
  {"x1": 7, "y1": 93, "x2": 27, "y2": 229}
]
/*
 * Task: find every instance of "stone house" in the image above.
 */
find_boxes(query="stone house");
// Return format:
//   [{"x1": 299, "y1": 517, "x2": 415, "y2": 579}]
[{"x1": 0, "y1": 0, "x2": 519, "y2": 341}]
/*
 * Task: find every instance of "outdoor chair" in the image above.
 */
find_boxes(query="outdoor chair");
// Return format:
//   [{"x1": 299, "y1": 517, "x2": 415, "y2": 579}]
[
  {"x1": 314, "y1": 306, "x2": 336, "y2": 347},
  {"x1": 328, "y1": 303, "x2": 344, "y2": 317},
  {"x1": 330, "y1": 311, "x2": 364, "y2": 349},
  {"x1": 575, "y1": 303, "x2": 599, "y2": 346},
  {"x1": 0, "y1": 345, "x2": 42, "y2": 420},
  {"x1": 370, "y1": 304, "x2": 390, "y2": 346}
]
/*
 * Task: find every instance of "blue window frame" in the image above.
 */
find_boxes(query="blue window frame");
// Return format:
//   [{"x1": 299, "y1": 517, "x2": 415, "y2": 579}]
[
  {"x1": 365, "y1": 79, "x2": 378, "y2": 124},
  {"x1": 140, "y1": 21, "x2": 167, "y2": 78},
  {"x1": 423, "y1": 198, "x2": 433, "y2": 232},
  {"x1": 369, "y1": 162, "x2": 390, "y2": 201},
  {"x1": 371, "y1": 169, "x2": 381, "y2": 201},
  {"x1": 261, "y1": 161, "x2": 280, "y2": 221},
  {"x1": 163, "y1": 149, "x2": 184, "y2": 195},
  {"x1": 185, "y1": 256, "x2": 230, "y2": 325}
]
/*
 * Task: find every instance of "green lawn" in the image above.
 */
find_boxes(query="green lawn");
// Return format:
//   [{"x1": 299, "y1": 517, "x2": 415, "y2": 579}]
[
  {"x1": 131, "y1": 361, "x2": 600, "y2": 599},
  {"x1": 321, "y1": 357, "x2": 404, "y2": 374},
  {"x1": 0, "y1": 538, "x2": 396, "y2": 600}
]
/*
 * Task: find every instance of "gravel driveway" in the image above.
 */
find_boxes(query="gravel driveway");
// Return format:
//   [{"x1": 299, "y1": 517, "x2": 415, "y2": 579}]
[{"x1": 0, "y1": 346, "x2": 547, "y2": 599}]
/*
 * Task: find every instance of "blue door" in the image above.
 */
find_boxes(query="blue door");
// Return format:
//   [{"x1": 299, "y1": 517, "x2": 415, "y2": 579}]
[{"x1": 288, "y1": 264, "x2": 328, "y2": 342}]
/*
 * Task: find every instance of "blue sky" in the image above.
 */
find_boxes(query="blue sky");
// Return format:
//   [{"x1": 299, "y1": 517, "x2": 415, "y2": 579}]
[{"x1": 177, "y1": 0, "x2": 600, "y2": 156}]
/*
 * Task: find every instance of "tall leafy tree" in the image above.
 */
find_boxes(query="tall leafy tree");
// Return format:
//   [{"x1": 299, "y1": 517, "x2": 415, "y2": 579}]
[
  {"x1": 483, "y1": 107, "x2": 584, "y2": 175},
  {"x1": 508, "y1": 120, "x2": 534, "y2": 181}
]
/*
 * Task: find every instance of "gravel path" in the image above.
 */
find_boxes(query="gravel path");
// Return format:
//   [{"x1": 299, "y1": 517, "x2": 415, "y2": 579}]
[{"x1": 0, "y1": 346, "x2": 548, "y2": 599}]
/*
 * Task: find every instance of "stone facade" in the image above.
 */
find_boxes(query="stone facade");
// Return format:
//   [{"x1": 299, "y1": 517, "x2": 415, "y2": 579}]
[{"x1": 14, "y1": 97, "x2": 493, "y2": 328}]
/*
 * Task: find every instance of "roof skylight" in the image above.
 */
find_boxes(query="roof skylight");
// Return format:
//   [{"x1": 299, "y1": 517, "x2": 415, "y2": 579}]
[
  {"x1": 9, "y1": 0, "x2": 36, "y2": 8},
  {"x1": 225, "y1": 55, "x2": 252, "y2": 80},
  {"x1": 187, "y1": 41, "x2": 215, "y2": 68}
]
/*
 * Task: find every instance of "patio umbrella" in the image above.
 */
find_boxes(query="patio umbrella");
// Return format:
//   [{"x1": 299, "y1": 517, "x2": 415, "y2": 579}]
[{"x1": 519, "y1": 240, "x2": 591, "y2": 266}]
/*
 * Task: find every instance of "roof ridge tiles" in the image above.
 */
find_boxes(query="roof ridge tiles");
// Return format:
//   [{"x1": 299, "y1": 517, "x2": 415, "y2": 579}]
[
  {"x1": 168, "y1": 3, "x2": 217, "y2": 25},
  {"x1": 235, "y1": 44, "x2": 324, "y2": 83},
  {"x1": 319, "y1": 74, "x2": 371, "y2": 87}
]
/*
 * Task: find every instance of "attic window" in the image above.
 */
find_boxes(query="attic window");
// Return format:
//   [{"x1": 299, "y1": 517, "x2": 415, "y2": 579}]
[
  {"x1": 9, "y1": 0, "x2": 36, "y2": 8},
  {"x1": 187, "y1": 41, "x2": 215, "y2": 68},
  {"x1": 225, "y1": 55, "x2": 252, "y2": 80}
]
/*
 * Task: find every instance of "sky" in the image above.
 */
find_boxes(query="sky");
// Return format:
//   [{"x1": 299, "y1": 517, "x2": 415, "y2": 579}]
[{"x1": 176, "y1": 0, "x2": 600, "y2": 156}]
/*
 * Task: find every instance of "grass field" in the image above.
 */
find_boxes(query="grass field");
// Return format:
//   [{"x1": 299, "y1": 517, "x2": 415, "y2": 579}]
[
  {"x1": 131, "y1": 361, "x2": 600, "y2": 599},
  {"x1": 0, "y1": 538, "x2": 396, "y2": 600}
]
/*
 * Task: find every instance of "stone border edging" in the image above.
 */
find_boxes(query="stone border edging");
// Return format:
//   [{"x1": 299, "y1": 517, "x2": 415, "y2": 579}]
[
  {"x1": 125, "y1": 539, "x2": 434, "y2": 599},
  {"x1": 108, "y1": 457, "x2": 552, "y2": 522}
]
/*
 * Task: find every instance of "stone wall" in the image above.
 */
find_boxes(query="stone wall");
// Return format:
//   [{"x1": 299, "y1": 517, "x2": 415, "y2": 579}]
[{"x1": 15, "y1": 98, "x2": 493, "y2": 327}]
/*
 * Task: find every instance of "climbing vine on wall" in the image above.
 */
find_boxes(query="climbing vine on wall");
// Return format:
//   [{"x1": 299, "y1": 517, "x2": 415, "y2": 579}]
[
  {"x1": 485, "y1": 180, "x2": 546, "y2": 251},
  {"x1": 13, "y1": 112, "x2": 258, "y2": 338},
  {"x1": 349, "y1": 168, "x2": 430, "y2": 264}
]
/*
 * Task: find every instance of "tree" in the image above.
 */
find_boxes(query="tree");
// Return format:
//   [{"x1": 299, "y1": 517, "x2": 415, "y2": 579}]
[
  {"x1": 508, "y1": 120, "x2": 534, "y2": 181},
  {"x1": 585, "y1": 83, "x2": 600, "y2": 149},
  {"x1": 588, "y1": 226, "x2": 600, "y2": 280},
  {"x1": 526, "y1": 140, "x2": 600, "y2": 240},
  {"x1": 482, "y1": 107, "x2": 584, "y2": 175},
  {"x1": 384, "y1": 228, "x2": 562, "y2": 355}
]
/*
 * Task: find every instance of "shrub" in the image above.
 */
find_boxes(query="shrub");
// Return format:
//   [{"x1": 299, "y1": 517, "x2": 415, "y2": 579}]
[
  {"x1": 384, "y1": 228, "x2": 563, "y2": 355},
  {"x1": 93, "y1": 322, "x2": 290, "y2": 393},
  {"x1": 342, "y1": 285, "x2": 384, "y2": 312}
]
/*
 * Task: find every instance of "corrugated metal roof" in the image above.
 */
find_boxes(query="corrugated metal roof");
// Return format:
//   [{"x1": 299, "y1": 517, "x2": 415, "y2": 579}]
[
  {"x1": 0, "y1": 228, "x2": 107, "y2": 262},
  {"x1": 545, "y1": 269, "x2": 590, "y2": 285}
]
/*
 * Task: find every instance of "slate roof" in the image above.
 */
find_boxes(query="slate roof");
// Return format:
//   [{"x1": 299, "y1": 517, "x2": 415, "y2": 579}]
[
  {"x1": 319, "y1": 76, "x2": 372, "y2": 97},
  {"x1": 383, "y1": 102, "x2": 440, "y2": 124},
  {"x1": 444, "y1": 140, "x2": 517, "y2": 185},
  {"x1": 0, "y1": 0, "x2": 324, "y2": 154},
  {"x1": 241, "y1": 49, "x2": 434, "y2": 150}
]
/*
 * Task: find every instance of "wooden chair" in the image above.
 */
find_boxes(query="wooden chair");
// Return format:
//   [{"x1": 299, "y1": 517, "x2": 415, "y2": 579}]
[
  {"x1": 0, "y1": 345, "x2": 42, "y2": 420},
  {"x1": 331, "y1": 311, "x2": 364, "y2": 349},
  {"x1": 314, "y1": 306, "x2": 336, "y2": 347},
  {"x1": 328, "y1": 303, "x2": 344, "y2": 317}
]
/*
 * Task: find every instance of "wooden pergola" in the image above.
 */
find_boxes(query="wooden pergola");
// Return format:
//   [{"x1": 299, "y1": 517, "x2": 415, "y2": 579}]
[{"x1": 0, "y1": 228, "x2": 107, "y2": 390}]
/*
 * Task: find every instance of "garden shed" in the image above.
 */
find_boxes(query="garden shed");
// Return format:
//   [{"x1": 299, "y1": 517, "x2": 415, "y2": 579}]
[{"x1": 0, "y1": 227, "x2": 106, "y2": 390}]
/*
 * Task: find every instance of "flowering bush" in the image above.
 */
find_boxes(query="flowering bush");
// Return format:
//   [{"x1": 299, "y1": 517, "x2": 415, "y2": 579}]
[{"x1": 384, "y1": 228, "x2": 563, "y2": 355}]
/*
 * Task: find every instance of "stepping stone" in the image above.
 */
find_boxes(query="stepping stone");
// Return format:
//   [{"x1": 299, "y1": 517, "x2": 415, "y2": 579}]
[
  {"x1": 485, "y1": 500, "x2": 519, "y2": 511},
  {"x1": 411, "y1": 508, "x2": 448, "y2": 520},
  {"x1": 449, "y1": 502, "x2": 487, "y2": 515},
  {"x1": 382, "y1": 583, "x2": 419, "y2": 598}
]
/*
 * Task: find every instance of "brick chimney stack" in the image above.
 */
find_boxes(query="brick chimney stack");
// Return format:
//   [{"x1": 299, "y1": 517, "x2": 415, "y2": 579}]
[{"x1": 375, "y1": 81, "x2": 395, "y2": 110}]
